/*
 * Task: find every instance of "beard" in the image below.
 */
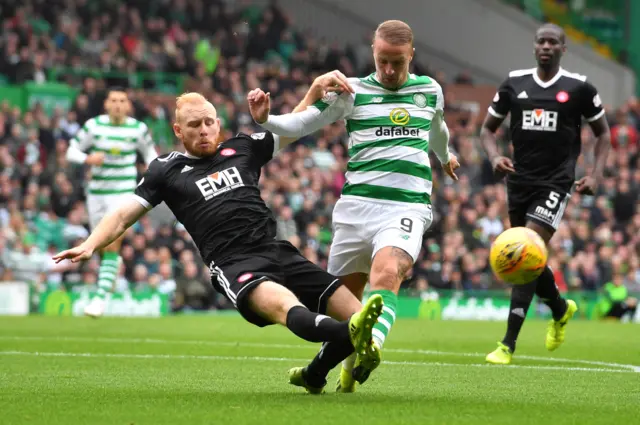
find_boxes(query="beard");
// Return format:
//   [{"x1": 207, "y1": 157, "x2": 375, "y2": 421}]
[{"x1": 184, "y1": 137, "x2": 219, "y2": 157}]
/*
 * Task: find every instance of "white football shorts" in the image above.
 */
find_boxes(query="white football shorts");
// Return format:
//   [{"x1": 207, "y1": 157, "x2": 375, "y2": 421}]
[
  {"x1": 327, "y1": 196, "x2": 433, "y2": 277},
  {"x1": 86, "y1": 193, "x2": 131, "y2": 230}
]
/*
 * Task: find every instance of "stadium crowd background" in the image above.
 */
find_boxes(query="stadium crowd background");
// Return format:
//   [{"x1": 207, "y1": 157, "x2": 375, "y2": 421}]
[{"x1": 1, "y1": 0, "x2": 640, "y2": 312}]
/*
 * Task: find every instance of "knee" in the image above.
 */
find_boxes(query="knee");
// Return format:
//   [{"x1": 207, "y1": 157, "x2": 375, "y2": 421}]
[
  {"x1": 370, "y1": 264, "x2": 402, "y2": 291},
  {"x1": 271, "y1": 297, "x2": 301, "y2": 325},
  {"x1": 370, "y1": 247, "x2": 414, "y2": 291}
]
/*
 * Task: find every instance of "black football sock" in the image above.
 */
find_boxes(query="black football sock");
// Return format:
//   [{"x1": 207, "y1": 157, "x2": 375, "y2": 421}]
[
  {"x1": 502, "y1": 281, "x2": 537, "y2": 352},
  {"x1": 286, "y1": 306, "x2": 351, "y2": 343},
  {"x1": 304, "y1": 341, "x2": 355, "y2": 387},
  {"x1": 534, "y1": 265, "x2": 567, "y2": 321}
]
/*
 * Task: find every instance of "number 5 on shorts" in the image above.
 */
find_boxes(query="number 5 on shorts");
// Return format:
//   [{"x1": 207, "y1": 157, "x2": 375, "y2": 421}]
[
  {"x1": 546, "y1": 191, "x2": 560, "y2": 209},
  {"x1": 400, "y1": 217, "x2": 413, "y2": 233}
]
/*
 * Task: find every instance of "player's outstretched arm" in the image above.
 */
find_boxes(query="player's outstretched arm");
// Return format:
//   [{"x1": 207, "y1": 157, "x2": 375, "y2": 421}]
[
  {"x1": 295, "y1": 70, "x2": 354, "y2": 111},
  {"x1": 248, "y1": 70, "x2": 353, "y2": 139},
  {"x1": 53, "y1": 198, "x2": 148, "y2": 264},
  {"x1": 271, "y1": 89, "x2": 326, "y2": 149},
  {"x1": 248, "y1": 89, "x2": 345, "y2": 138}
]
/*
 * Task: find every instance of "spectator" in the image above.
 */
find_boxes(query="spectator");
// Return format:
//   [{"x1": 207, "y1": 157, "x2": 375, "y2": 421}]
[
  {"x1": 611, "y1": 108, "x2": 638, "y2": 150},
  {"x1": 276, "y1": 205, "x2": 297, "y2": 241},
  {"x1": 16, "y1": 128, "x2": 47, "y2": 169},
  {"x1": 0, "y1": 0, "x2": 638, "y2": 314},
  {"x1": 598, "y1": 272, "x2": 638, "y2": 320},
  {"x1": 174, "y1": 260, "x2": 216, "y2": 311}
]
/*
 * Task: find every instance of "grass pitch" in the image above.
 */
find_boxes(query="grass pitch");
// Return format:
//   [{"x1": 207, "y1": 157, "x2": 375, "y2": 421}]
[{"x1": 0, "y1": 315, "x2": 638, "y2": 425}]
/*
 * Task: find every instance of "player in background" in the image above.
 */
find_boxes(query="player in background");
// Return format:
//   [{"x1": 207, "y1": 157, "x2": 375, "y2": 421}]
[
  {"x1": 55, "y1": 92, "x2": 383, "y2": 394},
  {"x1": 480, "y1": 24, "x2": 611, "y2": 364},
  {"x1": 248, "y1": 20, "x2": 459, "y2": 391},
  {"x1": 66, "y1": 87, "x2": 158, "y2": 318}
]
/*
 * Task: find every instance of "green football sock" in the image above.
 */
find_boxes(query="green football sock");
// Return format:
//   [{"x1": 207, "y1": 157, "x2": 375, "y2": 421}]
[
  {"x1": 96, "y1": 252, "x2": 120, "y2": 299},
  {"x1": 370, "y1": 289, "x2": 397, "y2": 348}
]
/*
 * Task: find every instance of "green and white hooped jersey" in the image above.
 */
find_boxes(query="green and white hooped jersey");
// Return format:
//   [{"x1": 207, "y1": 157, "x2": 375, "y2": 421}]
[
  {"x1": 70, "y1": 115, "x2": 154, "y2": 196},
  {"x1": 310, "y1": 73, "x2": 444, "y2": 206}
]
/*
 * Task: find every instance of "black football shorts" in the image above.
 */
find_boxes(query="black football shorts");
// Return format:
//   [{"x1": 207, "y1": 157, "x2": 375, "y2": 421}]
[
  {"x1": 507, "y1": 183, "x2": 571, "y2": 233},
  {"x1": 208, "y1": 240, "x2": 342, "y2": 327}
]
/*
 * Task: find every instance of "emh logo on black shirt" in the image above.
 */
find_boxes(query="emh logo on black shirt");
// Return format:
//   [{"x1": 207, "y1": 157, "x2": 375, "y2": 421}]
[
  {"x1": 522, "y1": 109, "x2": 558, "y2": 132},
  {"x1": 196, "y1": 166, "x2": 245, "y2": 200}
]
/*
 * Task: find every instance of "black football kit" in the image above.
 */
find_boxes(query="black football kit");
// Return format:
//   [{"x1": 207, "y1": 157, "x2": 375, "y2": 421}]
[
  {"x1": 134, "y1": 132, "x2": 341, "y2": 326},
  {"x1": 488, "y1": 67, "x2": 604, "y2": 231}
]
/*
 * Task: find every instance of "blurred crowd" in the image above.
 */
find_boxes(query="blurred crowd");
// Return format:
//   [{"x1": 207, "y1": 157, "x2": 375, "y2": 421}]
[{"x1": 1, "y1": 0, "x2": 639, "y2": 312}]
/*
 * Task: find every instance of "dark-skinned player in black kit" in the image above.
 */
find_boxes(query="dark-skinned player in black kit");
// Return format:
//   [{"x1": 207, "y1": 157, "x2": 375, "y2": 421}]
[{"x1": 479, "y1": 23, "x2": 611, "y2": 364}]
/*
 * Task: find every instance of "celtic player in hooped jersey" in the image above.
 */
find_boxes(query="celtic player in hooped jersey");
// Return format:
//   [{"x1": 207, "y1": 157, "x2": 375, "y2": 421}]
[
  {"x1": 66, "y1": 87, "x2": 158, "y2": 317},
  {"x1": 249, "y1": 20, "x2": 459, "y2": 392}
]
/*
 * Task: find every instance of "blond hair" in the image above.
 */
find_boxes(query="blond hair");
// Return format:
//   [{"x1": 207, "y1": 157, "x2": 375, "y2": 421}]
[
  {"x1": 374, "y1": 20, "x2": 413, "y2": 46},
  {"x1": 175, "y1": 92, "x2": 211, "y2": 122}
]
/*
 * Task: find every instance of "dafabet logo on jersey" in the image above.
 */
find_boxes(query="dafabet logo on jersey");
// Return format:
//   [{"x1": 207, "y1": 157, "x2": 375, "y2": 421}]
[
  {"x1": 522, "y1": 109, "x2": 558, "y2": 132},
  {"x1": 389, "y1": 108, "x2": 410, "y2": 125},
  {"x1": 375, "y1": 126, "x2": 420, "y2": 137},
  {"x1": 195, "y1": 167, "x2": 244, "y2": 200},
  {"x1": 374, "y1": 107, "x2": 420, "y2": 137}
]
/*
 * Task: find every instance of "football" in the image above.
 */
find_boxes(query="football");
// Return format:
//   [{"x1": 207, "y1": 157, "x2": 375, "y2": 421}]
[{"x1": 489, "y1": 227, "x2": 548, "y2": 285}]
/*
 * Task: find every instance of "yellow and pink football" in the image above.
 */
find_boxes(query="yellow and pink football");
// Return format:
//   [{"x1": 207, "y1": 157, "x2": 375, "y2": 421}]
[{"x1": 489, "y1": 227, "x2": 548, "y2": 285}]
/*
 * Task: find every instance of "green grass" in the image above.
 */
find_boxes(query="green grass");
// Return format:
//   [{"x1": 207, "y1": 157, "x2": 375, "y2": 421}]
[{"x1": 0, "y1": 316, "x2": 638, "y2": 425}]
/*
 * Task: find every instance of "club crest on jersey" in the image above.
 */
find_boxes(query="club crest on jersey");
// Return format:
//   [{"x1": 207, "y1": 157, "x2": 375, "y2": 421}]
[
  {"x1": 556, "y1": 91, "x2": 569, "y2": 103},
  {"x1": 195, "y1": 166, "x2": 245, "y2": 200},
  {"x1": 389, "y1": 108, "x2": 410, "y2": 126},
  {"x1": 522, "y1": 109, "x2": 558, "y2": 132},
  {"x1": 220, "y1": 148, "x2": 236, "y2": 156},
  {"x1": 413, "y1": 93, "x2": 427, "y2": 108}
]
